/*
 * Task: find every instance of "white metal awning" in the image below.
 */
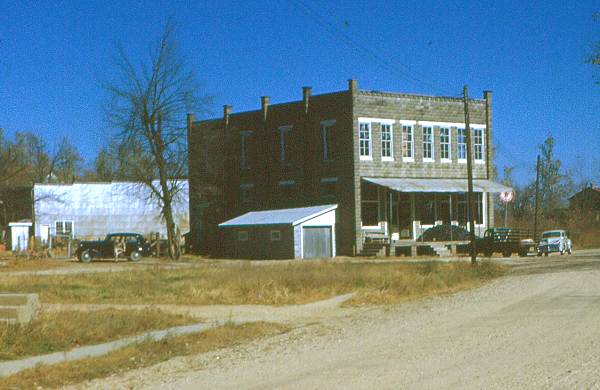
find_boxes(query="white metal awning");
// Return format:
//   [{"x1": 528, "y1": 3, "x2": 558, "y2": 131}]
[{"x1": 363, "y1": 177, "x2": 512, "y2": 193}]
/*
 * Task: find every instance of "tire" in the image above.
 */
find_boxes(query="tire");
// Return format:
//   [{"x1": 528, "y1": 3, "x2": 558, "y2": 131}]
[
  {"x1": 568, "y1": 247, "x2": 572, "y2": 255},
  {"x1": 484, "y1": 251, "x2": 493, "y2": 258},
  {"x1": 502, "y1": 251, "x2": 512, "y2": 258},
  {"x1": 129, "y1": 251, "x2": 142, "y2": 262},
  {"x1": 537, "y1": 252, "x2": 542, "y2": 257},
  {"x1": 560, "y1": 249, "x2": 565, "y2": 255},
  {"x1": 544, "y1": 252, "x2": 549, "y2": 257},
  {"x1": 80, "y1": 250, "x2": 92, "y2": 263}
]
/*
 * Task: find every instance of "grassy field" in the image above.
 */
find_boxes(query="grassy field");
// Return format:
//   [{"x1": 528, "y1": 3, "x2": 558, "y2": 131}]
[
  {"x1": 0, "y1": 308, "x2": 196, "y2": 361},
  {"x1": 0, "y1": 321, "x2": 289, "y2": 390},
  {"x1": 0, "y1": 257, "x2": 69, "y2": 272},
  {"x1": 0, "y1": 261, "x2": 506, "y2": 306}
]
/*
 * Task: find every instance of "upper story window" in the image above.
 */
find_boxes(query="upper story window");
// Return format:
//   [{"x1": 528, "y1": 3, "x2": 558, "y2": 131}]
[
  {"x1": 422, "y1": 126, "x2": 433, "y2": 161},
  {"x1": 381, "y1": 124, "x2": 393, "y2": 160},
  {"x1": 359, "y1": 122, "x2": 372, "y2": 159},
  {"x1": 457, "y1": 128, "x2": 466, "y2": 162},
  {"x1": 55, "y1": 220, "x2": 74, "y2": 237},
  {"x1": 321, "y1": 120, "x2": 335, "y2": 162},
  {"x1": 278, "y1": 125, "x2": 292, "y2": 166},
  {"x1": 473, "y1": 127, "x2": 485, "y2": 162},
  {"x1": 401, "y1": 124, "x2": 414, "y2": 161},
  {"x1": 240, "y1": 131, "x2": 253, "y2": 170},
  {"x1": 440, "y1": 127, "x2": 451, "y2": 161}
]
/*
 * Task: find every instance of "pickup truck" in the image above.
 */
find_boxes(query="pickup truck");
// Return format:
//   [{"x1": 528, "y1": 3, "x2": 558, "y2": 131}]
[
  {"x1": 76, "y1": 233, "x2": 152, "y2": 263},
  {"x1": 471, "y1": 228, "x2": 536, "y2": 257}
]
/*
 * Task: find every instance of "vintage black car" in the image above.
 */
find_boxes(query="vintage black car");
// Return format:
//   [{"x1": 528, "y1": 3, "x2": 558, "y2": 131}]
[{"x1": 76, "y1": 233, "x2": 152, "y2": 262}]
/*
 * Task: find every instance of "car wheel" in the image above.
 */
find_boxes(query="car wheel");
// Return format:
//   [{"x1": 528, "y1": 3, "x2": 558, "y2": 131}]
[
  {"x1": 537, "y1": 252, "x2": 542, "y2": 257},
  {"x1": 544, "y1": 252, "x2": 549, "y2": 257},
  {"x1": 80, "y1": 250, "x2": 93, "y2": 263},
  {"x1": 560, "y1": 249, "x2": 565, "y2": 255},
  {"x1": 484, "y1": 251, "x2": 493, "y2": 257},
  {"x1": 502, "y1": 251, "x2": 512, "y2": 258},
  {"x1": 129, "y1": 251, "x2": 142, "y2": 262},
  {"x1": 568, "y1": 247, "x2": 572, "y2": 255}
]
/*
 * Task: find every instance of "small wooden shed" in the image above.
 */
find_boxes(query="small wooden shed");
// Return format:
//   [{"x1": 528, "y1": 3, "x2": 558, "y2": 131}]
[{"x1": 219, "y1": 204, "x2": 337, "y2": 260}]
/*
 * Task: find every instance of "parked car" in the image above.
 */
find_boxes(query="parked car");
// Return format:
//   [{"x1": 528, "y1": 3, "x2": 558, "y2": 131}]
[
  {"x1": 537, "y1": 230, "x2": 572, "y2": 256},
  {"x1": 76, "y1": 233, "x2": 152, "y2": 262}
]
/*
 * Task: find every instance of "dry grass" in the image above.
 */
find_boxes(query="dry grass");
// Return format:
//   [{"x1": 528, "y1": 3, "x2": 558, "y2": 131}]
[
  {"x1": 0, "y1": 261, "x2": 506, "y2": 306},
  {"x1": 0, "y1": 321, "x2": 289, "y2": 390},
  {"x1": 0, "y1": 257, "x2": 68, "y2": 273},
  {"x1": 0, "y1": 308, "x2": 196, "y2": 361}
]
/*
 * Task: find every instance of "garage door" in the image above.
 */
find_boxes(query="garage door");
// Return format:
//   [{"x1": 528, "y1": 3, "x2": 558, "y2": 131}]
[{"x1": 303, "y1": 227, "x2": 332, "y2": 259}]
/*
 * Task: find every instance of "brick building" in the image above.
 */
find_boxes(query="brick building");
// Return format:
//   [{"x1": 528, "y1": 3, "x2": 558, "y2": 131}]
[{"x1": 188, "y1": 79, "x2": 510, "y2": 257}]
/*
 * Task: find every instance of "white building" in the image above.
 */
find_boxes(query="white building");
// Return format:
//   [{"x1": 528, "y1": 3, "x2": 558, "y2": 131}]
[{"x1": 33, "y1": 181, "x2": 189, "y2": 241}]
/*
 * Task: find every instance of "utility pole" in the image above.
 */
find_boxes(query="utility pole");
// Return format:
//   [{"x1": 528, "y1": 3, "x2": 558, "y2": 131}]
[
  {"x1": 533, "y1": 155, "x2": 541, "y2": 240},
  {"x1": 463, "y1": 85, "x2": 477, "y2": 265}
]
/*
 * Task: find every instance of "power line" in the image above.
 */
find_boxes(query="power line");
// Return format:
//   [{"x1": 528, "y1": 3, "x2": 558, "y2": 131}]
[{"x1": 287, "y1": 0, "x2": 455, "y2": 95}]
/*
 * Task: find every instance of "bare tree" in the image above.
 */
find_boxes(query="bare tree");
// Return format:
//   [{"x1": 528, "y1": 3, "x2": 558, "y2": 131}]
[{"x1": 104, "y1": 22, "x2": 209, "y2": 260}]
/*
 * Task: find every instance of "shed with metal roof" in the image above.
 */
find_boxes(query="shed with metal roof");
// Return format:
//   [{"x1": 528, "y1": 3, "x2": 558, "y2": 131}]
[{"x1": 218, "y1": 204, "x2": 337, "y2": 259}]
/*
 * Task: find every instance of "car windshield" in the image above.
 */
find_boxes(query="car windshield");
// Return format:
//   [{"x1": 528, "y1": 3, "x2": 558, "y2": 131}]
[{"x1": 542, "y1": 232, "x2": 561, "y2": 238}]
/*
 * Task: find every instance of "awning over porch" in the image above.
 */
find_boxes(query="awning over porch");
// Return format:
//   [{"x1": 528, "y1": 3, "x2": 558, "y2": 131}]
[{"x1": 363, "y1": 177, "x2": 512, "y2": 193}]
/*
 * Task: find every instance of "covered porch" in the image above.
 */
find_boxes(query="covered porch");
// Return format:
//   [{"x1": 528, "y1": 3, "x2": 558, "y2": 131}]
[{"x1": 359, "y1": 177, "x2": 512, "y2": 255}]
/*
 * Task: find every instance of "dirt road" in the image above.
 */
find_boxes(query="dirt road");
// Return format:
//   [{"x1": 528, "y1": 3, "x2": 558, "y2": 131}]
[{"x1": 72, "y1": 250, "x2": 600, "y2": 389}]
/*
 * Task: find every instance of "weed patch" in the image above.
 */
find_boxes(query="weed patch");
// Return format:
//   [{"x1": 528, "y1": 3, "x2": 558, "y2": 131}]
[
  {"x1": 0, "y1": 322, "x2": 289, "y2": 389},
  {"x1": 0, "y1": 308, "x2": 196, "y2": 361}
]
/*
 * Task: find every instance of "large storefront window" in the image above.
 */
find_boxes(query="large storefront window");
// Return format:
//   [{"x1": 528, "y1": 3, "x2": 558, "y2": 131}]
[
  {"x1": 361, "y1": 182, "x2": 379, "y2": 227},
  {"x1": 453, "y1": 193, "x2": 483, "y2": 225},
  {"x1": 416, "y1": 193, "x2": 436, "y2": 225}
]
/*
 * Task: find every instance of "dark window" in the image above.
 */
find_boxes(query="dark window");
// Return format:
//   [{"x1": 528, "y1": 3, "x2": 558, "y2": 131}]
[
  {"x1": 320, "y1": 178, "x2": 337, "y2": 199},
  {"x1": 416, "y1": 193, "x2": 436, "y2": 225},
  {"x1": 361, "y1": 182, "x2": 379, "y2": 226},
  {"x1": 321, "y1": 122, "x2": 335, "y2": 161}
]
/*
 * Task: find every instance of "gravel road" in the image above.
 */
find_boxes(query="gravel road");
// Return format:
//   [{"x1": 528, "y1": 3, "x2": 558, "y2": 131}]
[{"x1": 69, "y1": 250, "x2": 600, "y2": 389}]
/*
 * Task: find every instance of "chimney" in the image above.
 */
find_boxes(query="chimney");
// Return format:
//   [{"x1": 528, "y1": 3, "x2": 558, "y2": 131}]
[
  {"x1": 223, "y1": 105, "x2": 232, "y2": 127},
  {"x1": 302, "y1": 86, "x2": 312, "y2": 113},
  {"x1": 186, "y1": 113, "x2": 195, "y2": 131},
  {"x1": 261, "y1": 96, "x2": 270, "y2": 121},
  {"x1": 348, "y1": 79, "x2": 358, "y2": 93}
]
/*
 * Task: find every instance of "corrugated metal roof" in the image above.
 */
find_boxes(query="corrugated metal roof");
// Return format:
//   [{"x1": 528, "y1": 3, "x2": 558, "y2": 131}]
[
  {"x1": 219, "y1": 204, "x2": 337, "y2": 227},
  {"x1": 363, "y1": 178, "x2": 512, "y2": 193}
]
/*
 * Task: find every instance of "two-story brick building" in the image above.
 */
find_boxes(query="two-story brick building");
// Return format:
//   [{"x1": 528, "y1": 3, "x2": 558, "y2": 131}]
[{"x1": 188, "y1": 79, "x2": 510, "y2": 257}]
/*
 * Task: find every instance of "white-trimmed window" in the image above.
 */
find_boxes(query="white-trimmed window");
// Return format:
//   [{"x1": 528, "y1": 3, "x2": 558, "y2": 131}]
[
  {"x1": 401, "y1": 124, "x2": 414, "y2": 161},
  {"x1": 457, "y1": 128, "x2": 467, "y2": 162},
  {"x1": 238, "y1": 231, "x2": 248, "y2": 241},
  {"x1": 240, "y1": 131, "x2": 253, "y2": 170},
  {"x1": 359, "y1": 122, "x2": 372, "y2": 159},
  {"x1": 321, "y1": 120, "x2": 335, "y2": 161},
  {"x1": 278, "y1": 125, "x2": 292, "y2": 165},
  {"x1": 270, "y1": 230, "x2": 281, "y2": 241},
  {"x1": 473, "y1": 127, "x2": 484, "y2": 162},
  {"x1": 240, "y1": 183, "x2": 254, "y2": 204},
  {"x1": 381, "y1": 124, "x2": 393, "y2": 160},
  {"x1": 422, "y1": 126, "x2": 433, "y2": 161},
  {"x1": 440, "y1": 127, "x2": 451, "y2": 161},
  {"x1": 55, "y1": 220, "x2": 74, "y2": 237}
]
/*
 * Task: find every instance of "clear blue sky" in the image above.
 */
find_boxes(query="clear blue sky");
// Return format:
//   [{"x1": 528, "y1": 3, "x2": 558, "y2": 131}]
[{"x1": 1, "y1": 0, "x2": 598, "y2": 185}]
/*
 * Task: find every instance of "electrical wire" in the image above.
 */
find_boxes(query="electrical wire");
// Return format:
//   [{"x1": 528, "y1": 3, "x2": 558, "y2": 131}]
[{"x1": 287, "y1": 0, "x2": 456, "y2": 96}]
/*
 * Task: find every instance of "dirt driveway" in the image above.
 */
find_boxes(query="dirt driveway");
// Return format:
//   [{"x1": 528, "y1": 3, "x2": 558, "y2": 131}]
[{"x1": 66, "y1": 249, "x2": 600, "y2": 389}]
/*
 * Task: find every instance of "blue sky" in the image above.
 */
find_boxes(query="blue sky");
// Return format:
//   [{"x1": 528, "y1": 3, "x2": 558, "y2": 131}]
[{"x1": 1, "y1": 0, "x2": 598, "y2": 185}]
